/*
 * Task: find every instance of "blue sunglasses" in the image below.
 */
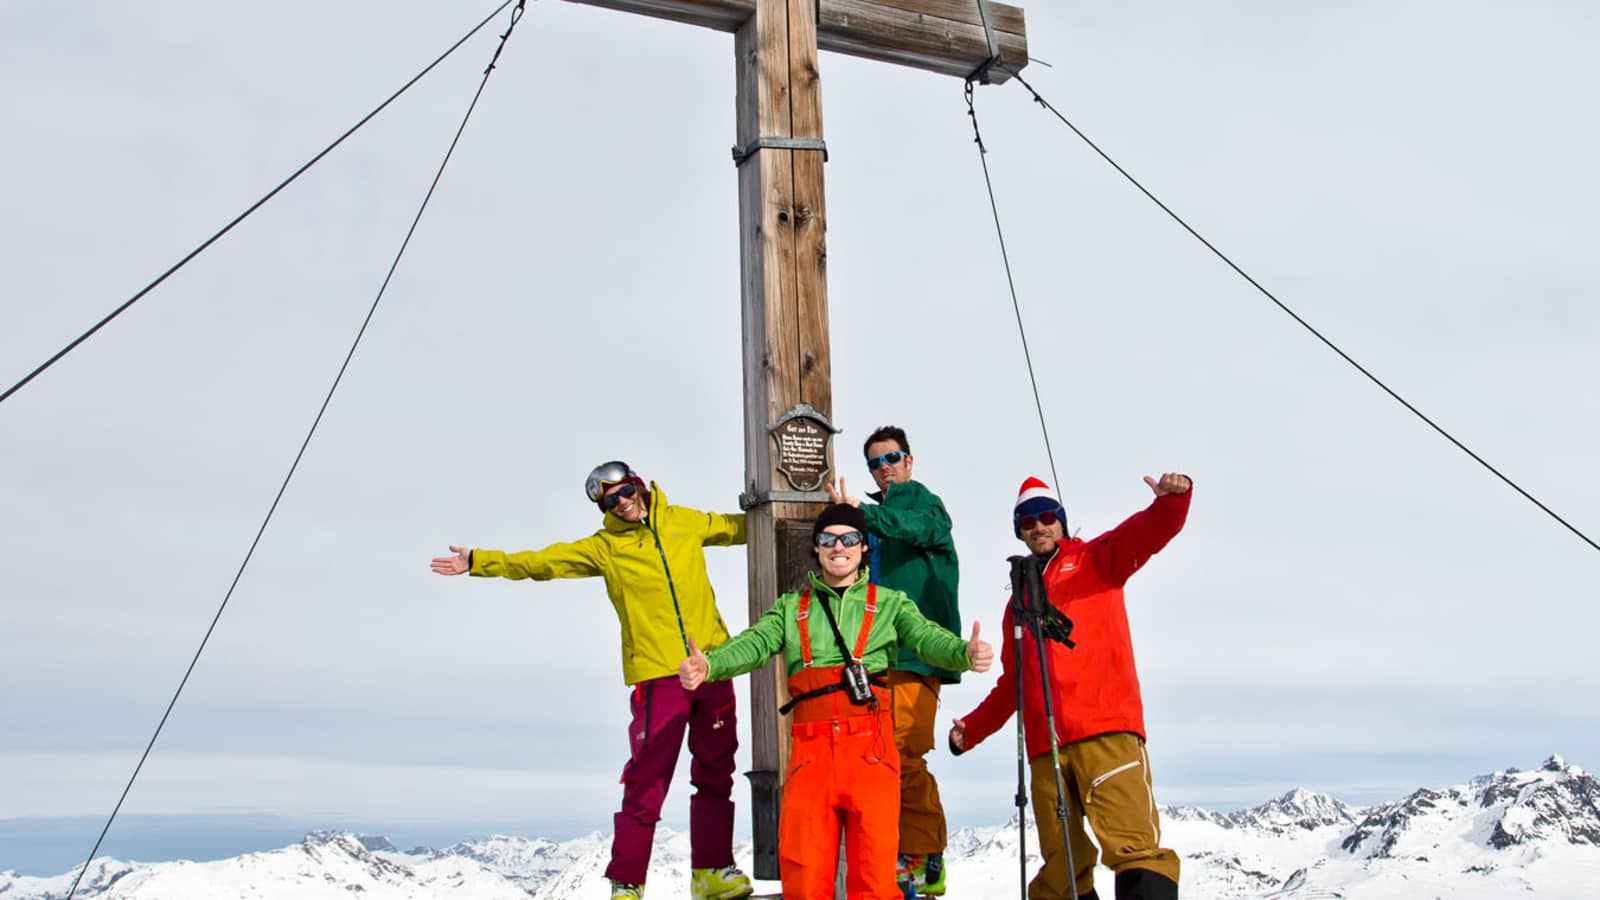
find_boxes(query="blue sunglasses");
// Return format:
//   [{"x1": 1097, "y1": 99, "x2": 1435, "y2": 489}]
[{"x1": 866, "y1": 450, "x2": 908, "y2": 471}]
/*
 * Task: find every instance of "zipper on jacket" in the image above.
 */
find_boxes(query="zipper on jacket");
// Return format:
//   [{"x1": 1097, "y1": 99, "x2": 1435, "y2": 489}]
[{"x1": 646, "y1": 513, "x2": 692, "y2": 655}]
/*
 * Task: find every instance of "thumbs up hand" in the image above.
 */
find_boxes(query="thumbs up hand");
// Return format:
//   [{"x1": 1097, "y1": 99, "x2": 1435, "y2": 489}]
[
  {"x1": 1144, "y1": 472, "x2": 1192, "y2": 496},
  {"x1": 949, "y1": 717, "x2": 969, "y2": 754},
  {"x1": 679, "y1": 638, "x2": 709, "y2": 690},
  {"x1": 966, "y1": 621, "x2": 993, "y2": 673}
]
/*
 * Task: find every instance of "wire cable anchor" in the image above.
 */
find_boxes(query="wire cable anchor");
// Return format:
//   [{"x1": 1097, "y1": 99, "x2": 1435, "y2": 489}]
[{"x1": 484, "y1": 0, "x2": 527, "y2": 74}]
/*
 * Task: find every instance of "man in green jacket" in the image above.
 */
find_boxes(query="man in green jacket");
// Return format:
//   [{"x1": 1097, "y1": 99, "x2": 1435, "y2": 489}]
[
  {"x1": 828, "y1": 425, "x2": 960, "y2": 895},
  {"x1": 430, "y1": 461, "x2": 753, "y2": 900}
]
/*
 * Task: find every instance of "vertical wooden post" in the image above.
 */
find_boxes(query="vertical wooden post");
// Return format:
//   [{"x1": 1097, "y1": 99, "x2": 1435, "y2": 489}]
[{"x1": 736, "y1": 0, "x2": 829, "y2": 880}]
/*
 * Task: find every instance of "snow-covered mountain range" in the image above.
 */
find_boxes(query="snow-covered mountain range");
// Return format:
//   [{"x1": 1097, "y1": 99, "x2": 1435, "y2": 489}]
[{"x1": 5, "y1": 756, "x2": 1597, "y2": 898}]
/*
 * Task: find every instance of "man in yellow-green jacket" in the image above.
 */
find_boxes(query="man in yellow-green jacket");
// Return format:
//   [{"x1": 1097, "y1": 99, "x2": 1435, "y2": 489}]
[{"x1": 430, "y1": 460, "x2": 752, "y2": 900}]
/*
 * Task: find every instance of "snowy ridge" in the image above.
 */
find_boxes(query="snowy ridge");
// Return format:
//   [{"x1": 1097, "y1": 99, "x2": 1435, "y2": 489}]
[
  {"x1": 1340, "y1": 754, "x2": 1600, "y2": 860},
  {"x1": 0, "y1": 832, "x2": 529, "y2": 900},
  {"x1": 5, "y1": 756, "x2": 1599, "y2": 898},
  {"x1": 423, "y1": 832, "x2": 610, "y2": 894},
  {"x1": 1164, "y1": 787, "x2": 1359, "y2": 833}
]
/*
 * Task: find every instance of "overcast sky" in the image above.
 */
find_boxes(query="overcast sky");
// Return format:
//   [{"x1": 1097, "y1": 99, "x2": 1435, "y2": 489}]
[{"x1": 3, "y1": 0, "x2": 1598, "y2": 877}]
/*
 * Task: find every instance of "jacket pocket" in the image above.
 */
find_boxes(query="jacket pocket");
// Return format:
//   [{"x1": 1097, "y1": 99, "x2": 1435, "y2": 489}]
[
  {"x1": 630, "y1": 681, "x2": 657, "y2": 755},
  {"x1": 1086, "y1": 758, "x2": 1142, "y2": 806}
]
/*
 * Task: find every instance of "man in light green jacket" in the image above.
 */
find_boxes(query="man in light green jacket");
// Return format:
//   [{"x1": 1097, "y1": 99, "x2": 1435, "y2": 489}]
[
  {"x1": 678, "y1": 502, "x2": 992, "y2": 900},
  {"x1": 430, "y1": 461, "x2": 752, "y2": 900}
]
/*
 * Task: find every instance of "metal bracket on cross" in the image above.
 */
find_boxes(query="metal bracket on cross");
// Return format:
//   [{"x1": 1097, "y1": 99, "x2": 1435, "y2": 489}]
[
  {"x1": 731, "y1": 136, "x2": 829, "y2": 166},
  {"x1": 738, "y1": 489, "x2": 832, "y2": 510},
  {"x1": 968, "y1": 0, "x2": 1006, "y2": 83}
]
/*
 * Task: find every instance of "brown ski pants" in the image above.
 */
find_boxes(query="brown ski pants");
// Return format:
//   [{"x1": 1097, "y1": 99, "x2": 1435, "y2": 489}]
[{"x1": 1027, "y1": 732, "x2": 1180, "y2": 899}]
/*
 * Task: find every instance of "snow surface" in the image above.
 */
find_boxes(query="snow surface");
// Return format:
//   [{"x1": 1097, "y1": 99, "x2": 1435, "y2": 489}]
[{"x1": 5, "y1": 756, "x2": 1598, "y2": 898}]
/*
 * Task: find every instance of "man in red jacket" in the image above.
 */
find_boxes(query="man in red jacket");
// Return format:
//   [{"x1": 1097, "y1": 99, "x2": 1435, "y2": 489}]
[{"x1": 949, "y1": 473, "x2": 1190, "y2": 900}]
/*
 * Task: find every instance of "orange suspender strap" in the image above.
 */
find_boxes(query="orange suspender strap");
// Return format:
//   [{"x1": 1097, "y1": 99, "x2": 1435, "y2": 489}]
[
  {"x1": 797, "y1": 583, "x2": 878, "y2": 668},
  {"x1": 855, "y1": 583, "x2": 878, "y2": 659},
  {"x1": 799, "y1": 588, "x2": 814, "y2": 667}
]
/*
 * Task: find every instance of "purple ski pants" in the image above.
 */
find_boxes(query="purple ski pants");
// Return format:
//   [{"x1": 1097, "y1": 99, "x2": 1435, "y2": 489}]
[{"x1": 605, "y1": 675, "x2": 739, "y2": 885}]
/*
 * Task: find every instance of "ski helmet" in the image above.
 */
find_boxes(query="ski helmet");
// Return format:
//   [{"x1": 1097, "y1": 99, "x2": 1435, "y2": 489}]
[{"x1": 585, "y1": 460, "x2": 646, "y2": 509}]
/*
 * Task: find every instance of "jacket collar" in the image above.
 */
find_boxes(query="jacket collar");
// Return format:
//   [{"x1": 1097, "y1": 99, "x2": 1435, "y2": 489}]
[
  {"x1": 867, "y1": 478, "x2": 924, "y2": 504},
  {"x1": 806, "y1": 566, "x2": 874, "y2": 600}
]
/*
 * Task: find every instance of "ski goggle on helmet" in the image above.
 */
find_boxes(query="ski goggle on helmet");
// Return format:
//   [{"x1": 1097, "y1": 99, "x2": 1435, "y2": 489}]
[{"x1": 585, "y1": 460, "x2": 645, "y2": 510}]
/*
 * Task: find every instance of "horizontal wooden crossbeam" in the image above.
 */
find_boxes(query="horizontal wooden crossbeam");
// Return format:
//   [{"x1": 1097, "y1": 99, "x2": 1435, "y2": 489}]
[{"x1": 564, "y1": 0, "x2": 1028, "y2": 82}]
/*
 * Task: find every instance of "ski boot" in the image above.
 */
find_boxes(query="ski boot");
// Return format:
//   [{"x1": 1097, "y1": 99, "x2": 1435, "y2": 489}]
[
  {"x1": 897, "y1": 852, "x2": 946, "y2": 897},
  {"x1": 690, "y1": 865, "x2": 754, "y2": 900},
  {"x1": 917, "y1": 853, "x2": 946, "y2": 896},
  {"x1": 896, "y1": 855, "x2": 922, "y2": 899},
  {"x1": 609, "y1": 880, "x2": 645, "y2": 900}
]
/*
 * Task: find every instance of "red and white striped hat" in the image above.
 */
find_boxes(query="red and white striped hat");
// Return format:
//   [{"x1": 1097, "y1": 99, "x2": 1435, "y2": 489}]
[{"x1": 1014, "y1": 477, "x2": 1065, "y2": 535}]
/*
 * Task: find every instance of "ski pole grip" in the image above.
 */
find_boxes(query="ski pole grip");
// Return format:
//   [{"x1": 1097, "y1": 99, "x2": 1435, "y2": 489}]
[{"x1": 1008, "y1": 554, "x2": 1049, "y2": 616}]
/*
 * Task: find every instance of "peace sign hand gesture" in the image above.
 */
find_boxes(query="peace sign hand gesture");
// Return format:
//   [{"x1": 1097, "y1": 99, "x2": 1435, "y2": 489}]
[{"x1": 825, "y1": 478, "x2": 861, "y2": 508}]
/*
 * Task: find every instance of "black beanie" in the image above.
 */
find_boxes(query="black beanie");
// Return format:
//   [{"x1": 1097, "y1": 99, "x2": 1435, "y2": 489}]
[{"x1": 812, "y1": 503, "x2": 868, "y2": 539}]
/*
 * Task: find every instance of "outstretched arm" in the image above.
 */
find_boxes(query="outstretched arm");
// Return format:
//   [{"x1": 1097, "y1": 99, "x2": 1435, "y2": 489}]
[
  {"x1": 704, "y1": 600, "x2": 789, "y2": 681},
  {"x1": 891, "y1": 597, "x2": 975, "y2": 672},
  {"x1": 1087, "y1": 473, "x2": 1192, "y2": 588},
  {"x1": 468, "y1": 537, "x2": 606, "y2": 581},
  {"x1": 700, "y1": 509, "x2": 747, "y2": 547}
]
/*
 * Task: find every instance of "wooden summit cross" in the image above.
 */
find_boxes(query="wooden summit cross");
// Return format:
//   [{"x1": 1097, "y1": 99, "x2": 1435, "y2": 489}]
[{"x1": 566, "y1": 0, "x2": 1027, "y2": 877}]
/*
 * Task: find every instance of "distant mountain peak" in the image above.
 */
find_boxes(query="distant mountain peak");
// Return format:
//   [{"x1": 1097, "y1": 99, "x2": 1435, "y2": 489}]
[
  {"x1": 303, "y1": 830, "x2": 399, "y2": 853},
  {"x1": 1163, "y1": 787, "x2": 1359, "y2": 833},
  {"x1": 1341, "y1": 753, "x2": 1600, "y2": 859},
  {"x1": 1541, "y1": 753, "x2": 1577, "y2": 773}
]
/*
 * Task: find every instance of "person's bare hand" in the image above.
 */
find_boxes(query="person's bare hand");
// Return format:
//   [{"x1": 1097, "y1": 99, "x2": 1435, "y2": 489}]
[
  {"x1": 825, "y1": 478, "x2": 861, "y2": 508},
  {"x1": 679, "y1": 638, "x2": 709, "y2": 690},
  {"x1": 949, "y1": 717, "x2": 968, "y2": 752},
  {"x1": 966, "y1": 622, "x2": 993, "y2": 673},
  {"x1": 430, "y1": 545, "x2": 470, "y2": 576},
  {"x1": 1143, "y1": 473, "x2": 1192, "y2": 496}
]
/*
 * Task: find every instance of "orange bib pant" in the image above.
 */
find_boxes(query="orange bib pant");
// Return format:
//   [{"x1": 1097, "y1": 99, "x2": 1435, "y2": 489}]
[{"x1": 779, "y1": 668, "x2": 901, "y2": 900}]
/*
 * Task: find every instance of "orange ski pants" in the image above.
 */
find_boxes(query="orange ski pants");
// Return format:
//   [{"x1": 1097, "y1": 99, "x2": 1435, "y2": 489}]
[{"x1": 780, "y1": 677, "x2": 900, "y2": 899}]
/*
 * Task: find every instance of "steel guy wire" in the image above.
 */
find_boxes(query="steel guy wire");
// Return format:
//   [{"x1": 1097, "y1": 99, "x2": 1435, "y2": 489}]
[
  {"x1": 995, "y1": 64, "x2": 1597, "y2": 555},
  {"x1": 64, "y1": 3, "x2": 530, "y2": 896},
  {"x1": 965, "y1": 79, "x2": 1066, "y2": 526},
  {"x1": 1, "y1": 0, "x2": 519, "y2": 408}
]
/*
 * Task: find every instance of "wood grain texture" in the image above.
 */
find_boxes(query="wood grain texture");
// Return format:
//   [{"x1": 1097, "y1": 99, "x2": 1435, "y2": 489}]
[
  {"x1": 820, "y1": 0, "x2": 1027, "y2": 81},
  {"x1": 566, "y1": 0, "x2": 1028, "y2": 80}
]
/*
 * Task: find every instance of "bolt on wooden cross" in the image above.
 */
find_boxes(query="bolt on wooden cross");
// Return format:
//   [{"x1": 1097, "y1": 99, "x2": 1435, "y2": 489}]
[{"x1": 565, "y1": 0, "x2": 1027, "y2": 878}]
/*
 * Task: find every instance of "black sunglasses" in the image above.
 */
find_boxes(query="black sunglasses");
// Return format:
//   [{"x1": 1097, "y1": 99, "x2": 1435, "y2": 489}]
[
  {"x1": 815, "y1": 530, "x2": 866, "y2": 548},
  {"x1": 866, "y1": 450, "x2": 908, "y2": 471},
  {"x1": 601, "y1": 482, "x2": 637, "y2": 511}
]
